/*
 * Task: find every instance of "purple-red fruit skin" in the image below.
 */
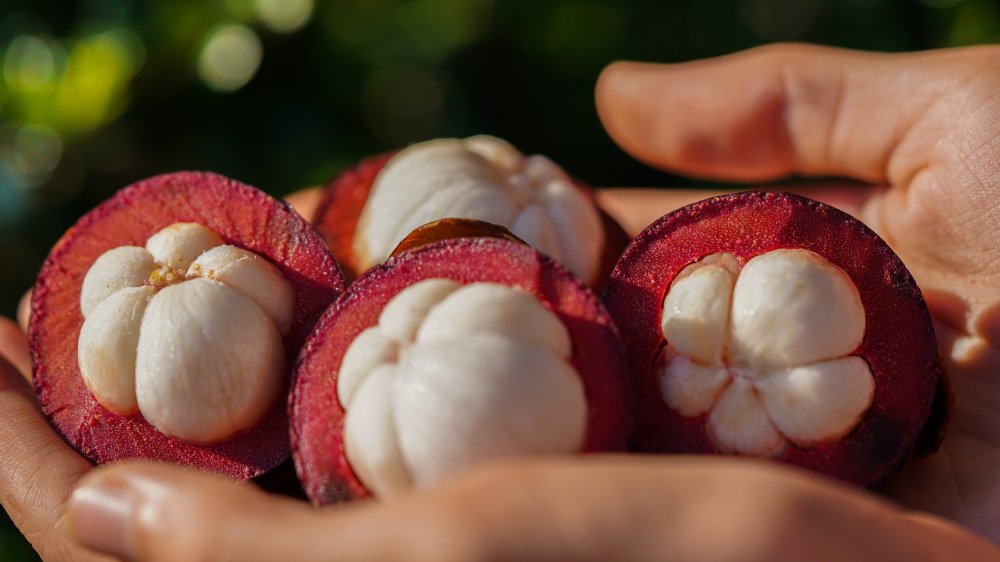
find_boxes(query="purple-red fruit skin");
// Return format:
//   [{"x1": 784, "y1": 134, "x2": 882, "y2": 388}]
[{"x1": 30, "y1": 172, "x2": 344, "y2": 479}]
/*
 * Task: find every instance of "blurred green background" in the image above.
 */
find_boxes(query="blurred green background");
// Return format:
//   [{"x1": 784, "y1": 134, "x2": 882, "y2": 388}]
[{"x1": 0, "y1": 0, "x2": 996, "y2": 559}]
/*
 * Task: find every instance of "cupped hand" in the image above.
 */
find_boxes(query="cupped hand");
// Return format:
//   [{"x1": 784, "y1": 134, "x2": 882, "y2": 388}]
[{"x1": 596, "y1": 43, "x2": 1000, "y2": 540}]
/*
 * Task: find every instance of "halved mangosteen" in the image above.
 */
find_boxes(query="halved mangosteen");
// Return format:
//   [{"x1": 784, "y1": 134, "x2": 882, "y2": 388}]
[
  {"x1": 290, "y1": 236, "x2": 630, "y2": 505},
  {"x1": 29, "y1": 172, "x2": 344, "y2": 479},
  {"x1": 603, "y1": 191, "x2": 946, "y2": 485},
  {"x1": 312, "y1": 136, "x2": 630, "y2": 288}
]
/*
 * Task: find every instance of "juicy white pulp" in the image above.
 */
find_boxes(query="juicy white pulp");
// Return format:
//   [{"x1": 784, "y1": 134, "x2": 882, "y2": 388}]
[
  {"x1": 659, "y1": 249, "x2": 874, "y2": 456},
  {"x1": 77, "y1": 223, "x2": 294, "y2": 444},
  {"x1": 353, "y1": 136, "x2": 605, "y2": 284},
  {"x1": 338, "y1": 279, "x2": 586, "y2": 498}
]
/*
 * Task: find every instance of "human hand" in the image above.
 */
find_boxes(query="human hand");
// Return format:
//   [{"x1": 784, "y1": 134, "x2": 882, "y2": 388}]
[
  {"x1": 54, "y1": 452, "x2": 1000, "y2": 562},
  {"x1": 0, "y1": 315, "x2": 110, "y2": 561},
  {"x1": 596, "y1": 43, "x2": 1000, "y2": 541}
]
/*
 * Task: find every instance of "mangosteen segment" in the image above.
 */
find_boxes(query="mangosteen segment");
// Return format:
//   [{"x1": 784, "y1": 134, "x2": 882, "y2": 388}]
[
  {"x1": 77, "y1": 222, "x2": 294, "y2": 444},
  {"x1": 338, "y1": 279, "x2": 586, "y2": 498},
  {"x1": 353, "y1": 136, "x2": 605, "y2": 284},
  {"x1": 658, "y1": 248, "x2": 874, "y2": 456}
]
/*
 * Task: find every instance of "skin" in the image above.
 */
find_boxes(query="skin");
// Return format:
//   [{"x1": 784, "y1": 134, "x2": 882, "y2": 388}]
[{"x1": 2, "y1": 43, "x2": 1000, "y2": 560}]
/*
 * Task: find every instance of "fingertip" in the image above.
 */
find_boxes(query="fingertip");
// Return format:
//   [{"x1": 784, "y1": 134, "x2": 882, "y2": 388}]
[
  {"x1": 67, "y1": 462, "x2": 211, "y2": 562},
  {"x1": 17, "y1": 290, "x2": 31, "y2": 335},
  {"x1": 66, "y1": 470, "x2": 138, "y2": 561},
  {"x1": 597, "y1": 53, "x2": 798, "y2": 180},
  {"x1": 595, "y1": 61, "x2": 665, "y2": 167},
  {"x1": 595, "y1": 60, "x2": 640, "y2": 119},
  {"x1": 67, "y1": 461, "x2": 311, "y2": 562},
  {"x1": 596, "y1": 61, "x2": 664, "y2": 103}
]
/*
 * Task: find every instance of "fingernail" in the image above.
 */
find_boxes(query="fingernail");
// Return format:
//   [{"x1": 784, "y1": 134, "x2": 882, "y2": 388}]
[{"x1": 66, "y1": 477, "x2": 138, "y2": 561}]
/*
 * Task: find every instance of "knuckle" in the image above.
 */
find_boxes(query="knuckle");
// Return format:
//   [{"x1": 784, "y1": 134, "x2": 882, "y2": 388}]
[{"x1": 134, "y1": 495, "x2": 217, "y2": 562}]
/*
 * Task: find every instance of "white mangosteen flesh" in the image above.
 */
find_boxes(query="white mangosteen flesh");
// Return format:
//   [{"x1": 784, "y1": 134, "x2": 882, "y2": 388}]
[
  {"x1": 77, "y1": 223, "x2": 294, "y2": 444},
  {"x1": 353, "y1": 136, "x2": 605, "y2": 284},
  {"x1": 658, "y1": 249, "x2": 874, "y2": 456},
  {"x1": 338, "y1": 279, "x2": 586, "y2": 498}
]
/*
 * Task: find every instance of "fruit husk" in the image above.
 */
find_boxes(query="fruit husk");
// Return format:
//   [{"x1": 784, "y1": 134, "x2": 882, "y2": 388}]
[
  {"x1": 603, "y1": 191, "x2": 947, "y2": 486},
  {"x1": 312, "y1": 150, "x2": 631, "y2": 288},
  {"x1": 291, "y1": 237, "x2": 632, "y2": 505},
  {"x1": 30, "y1": 171, "x2": 344, "y2": 479}
]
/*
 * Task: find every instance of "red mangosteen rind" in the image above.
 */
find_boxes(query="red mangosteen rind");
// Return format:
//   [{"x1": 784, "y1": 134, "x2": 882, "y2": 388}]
[
  {"x1": 603, "y1": 191, "x2": 947, "y2": 486},
  {"x1": 291, "y1": 237, "x2": 631, "y2": 505},
  {"x1": 312, "y1": 149, "x2": 631, "y2": 288},
  {"x1": 313, "y1": 152, "x2": 395, "y2": 281},
  {"x1": 30, "y1": 171, "x2": 345, "y2": 480}
]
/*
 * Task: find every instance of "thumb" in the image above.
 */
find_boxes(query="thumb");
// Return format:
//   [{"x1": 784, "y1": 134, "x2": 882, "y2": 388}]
[
  {"x1": 596, "y1": 43, "x2": 991, "y2": 184},
  {"x1": 64, "y1": 462, "x2": 466, "y2": 562}
]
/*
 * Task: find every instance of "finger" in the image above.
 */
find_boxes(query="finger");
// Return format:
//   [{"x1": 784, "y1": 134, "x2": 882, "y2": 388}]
[
  {"x1": 596, "y1": 44, "x2": 990, "y2": 183},
  {"x1": 0, "y1": 354, "x2": 97, "y2": 561},
  {"x1": 65, "y1": 456, "x2": 1000, "y2": 562},
  {"x1": 65, "y1": 462, "x2": 474, "y2": 562},
  {"x1": 18, "y1": 290, "x2": 31, "y2": 335},
  {"x1": 283, "y1": 188, "x2": 322, "y2": 220},
  {"x1": 0, "y1": 317, "x2": 30, "y2": 381}
]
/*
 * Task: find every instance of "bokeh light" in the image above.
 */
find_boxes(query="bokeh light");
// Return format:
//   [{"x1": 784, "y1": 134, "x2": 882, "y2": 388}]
[
  {"x1": 255, "y1": 0, "x2": 314, "y2": 33},
  {"x1": 1, "y1": 124, "x2": 63, "y2": 186},
  {"x1": 54, "y1": 31, "x2": 141, "y2": 133},
  {"x1": 198, "y1": 24, "x2": 262, "y2": 92},
  {"x1": 3, "y1": 35, "x2": 59, "y2": 90}
]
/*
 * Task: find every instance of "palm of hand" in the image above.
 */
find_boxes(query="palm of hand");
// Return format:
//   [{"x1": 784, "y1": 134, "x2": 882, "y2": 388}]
[{"x1": 864, "y1": 53, "x2": 1000, "y2": 540}]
